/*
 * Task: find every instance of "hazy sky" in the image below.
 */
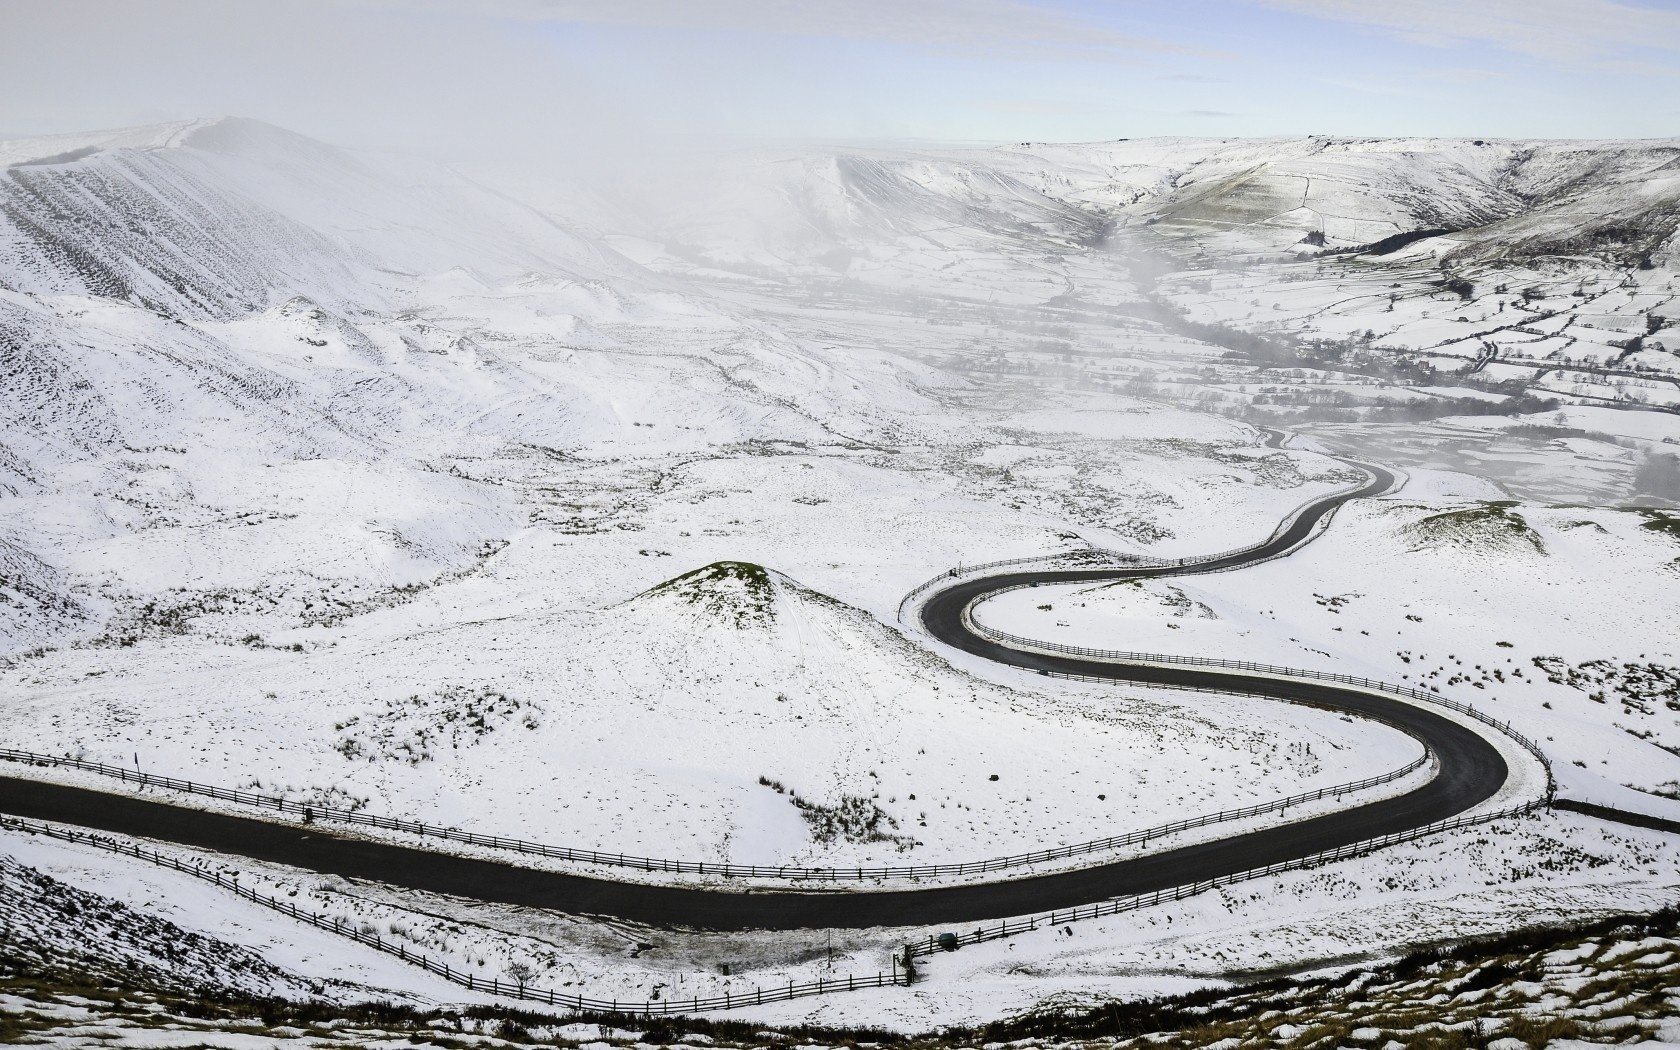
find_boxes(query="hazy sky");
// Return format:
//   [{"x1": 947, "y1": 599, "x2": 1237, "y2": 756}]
[{"x1": 3, "y1": 0, "x2": 1677, "y2": 162}]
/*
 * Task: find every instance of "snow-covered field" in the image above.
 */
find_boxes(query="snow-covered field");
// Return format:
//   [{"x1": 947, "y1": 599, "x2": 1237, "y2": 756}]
[
  {"x1": 976, "y1": 478, "x2": 1680, "y2": 813},
  {"x1": 2, "y1": 119, "x2": 1678, "y2": 1025}
]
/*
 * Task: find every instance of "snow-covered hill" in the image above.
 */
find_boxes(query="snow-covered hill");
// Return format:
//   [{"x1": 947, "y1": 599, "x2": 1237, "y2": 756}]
[
  {"x1": 0, "y1": 117, "x2": 645, "y2": 318},
  {"x1": 603, "y1": 135, "x2": 1679, "y2": 274},
  {"x1": 953, "y1": 136, "x2": 1680, "y2": 265},
  {"x1": 0, "y1": 119, "x2": 934, "y2": 654},
  {"x1": 2, "y1": 557, "x2": 1417, "y2": 866}
]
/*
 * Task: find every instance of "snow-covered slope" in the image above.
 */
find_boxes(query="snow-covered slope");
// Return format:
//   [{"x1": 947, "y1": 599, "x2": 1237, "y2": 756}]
[
  {"x1": 664, "y1": 151, "x2": 1105, "y2": 269},
  {"x1": 612, "y1": 136, "x2": 1678, "y2": 272},
  {"x1": 981, "y1": 136, "x2": 1680, "y2": 265},
  {"x1": 1, "y1": 558, "x2": 1419, "y2": 866},
  {"x1": 0, "y1": 118, "x2": 947, "y2": 653},
  {"x1": 0, "y1": 117, "x2": 642, "y2": 319}
]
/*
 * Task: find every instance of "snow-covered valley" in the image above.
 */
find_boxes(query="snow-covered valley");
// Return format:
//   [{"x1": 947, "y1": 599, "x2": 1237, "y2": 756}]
[{"x1": 2, "y1": 118, "x2": 1679, "y2": 1028}]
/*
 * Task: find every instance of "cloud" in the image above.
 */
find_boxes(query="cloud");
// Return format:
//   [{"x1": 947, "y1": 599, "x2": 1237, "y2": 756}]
[
  {"x1": 1158, "y1": 73, "x2": 1229, "y2": 83},
  {"x1": 376, "y1": 0, "x2": 1214, "y2": 59},
  {"x1": 1417, "y1": 67, "x2": 1509, "y2": 85},
  {"x1": 1251, "y1": 0, "x2": 1680, "y2": 63}
]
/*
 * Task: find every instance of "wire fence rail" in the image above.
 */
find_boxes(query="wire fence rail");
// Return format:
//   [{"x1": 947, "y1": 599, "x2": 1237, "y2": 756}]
[
  {"x1": 0, "y1": 814, "x2": 907, "y2": 1015},
  {"x1": 894, "y1": 459, "x2": 1393, "y2": 625},
  {"x1": 906, "y1": 796, "x2": 1549, "y2": 958},
  {"x1": 894, "y1": 549, "x2": 1135, "y2": 623},
  {"x1": 0, "y1": 745, "x2": 1428, "y2": 881},
  {"x1": 960, "y1": 617, "x2": 1556, "y2": 800}
]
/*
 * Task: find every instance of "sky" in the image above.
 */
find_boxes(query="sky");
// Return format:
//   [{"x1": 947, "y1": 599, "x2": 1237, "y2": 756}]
[{"x1": 2, "y1": 0, "x2": 1678, "y2": 166}]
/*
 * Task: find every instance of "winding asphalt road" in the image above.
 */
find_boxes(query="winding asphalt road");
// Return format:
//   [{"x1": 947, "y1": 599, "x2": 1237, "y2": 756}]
[{"x1": 0, "y1": 435, "x2": 1512, "y2": 932}]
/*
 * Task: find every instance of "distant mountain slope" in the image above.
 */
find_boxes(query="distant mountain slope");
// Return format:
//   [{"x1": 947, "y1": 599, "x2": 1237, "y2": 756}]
[
  {"x1": 988, "y1": 136, "x2": 1680, "y2": 264},
  {"x1": 0, "y1": 118, "x2": 984, "y2": 657},
  {"x1": 0, "y1": 117, "x2": 643, "y2": 319},
  {"x1": 598, "y1": 135, "x2": 1677, "y2": 319}
]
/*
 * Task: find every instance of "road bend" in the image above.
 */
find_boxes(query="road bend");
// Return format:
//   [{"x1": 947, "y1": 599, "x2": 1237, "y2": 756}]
[{"x1": 0, "y1": 434, "x2": 1510, "y2": 931}]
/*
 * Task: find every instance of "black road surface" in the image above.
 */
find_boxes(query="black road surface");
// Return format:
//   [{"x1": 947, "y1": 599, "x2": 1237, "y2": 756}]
[{"x1": 0, "y1": 437, "x2": 1511, "y2": 931}]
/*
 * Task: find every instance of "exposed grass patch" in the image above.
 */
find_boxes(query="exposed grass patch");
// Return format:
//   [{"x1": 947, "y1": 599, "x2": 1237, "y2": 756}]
[
  {"x1": 1532, "y1": 654, "x2": 1680, "y2": 714},
  {"x1": 334, "y1": 684, "x2": 539, "y2": 764},
  {"x1": 758, "y1": 776, "x2": 917, "y2": 850},
  {"x1": 637, "y1": 561, "x2": 778, "y2": 627},
  {"x1": 5, "y1": 895, "x2": 1680, "y2": 1049},
  {"x1": 1638, "y1": 509, "x2": 1680, "y2": 541},
  {"x1": 1402, "y1": 500, "x2": 1546, "y2": 555}
]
